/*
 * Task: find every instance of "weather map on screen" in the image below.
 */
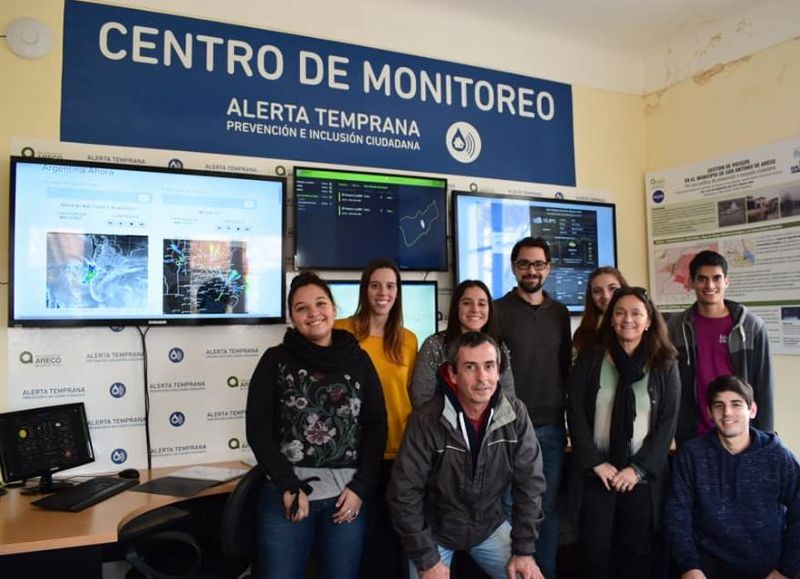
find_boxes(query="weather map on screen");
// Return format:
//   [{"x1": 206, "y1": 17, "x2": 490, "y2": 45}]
[
  {"x1": 163, "y1": 239, "x2": 249, "y2": 315},
  {"x1": 10, "y1": 157, "x2": 285, "y2": 326},
  {"x1": 46, "y1": 232, "x2": 149, "y2": 310}
]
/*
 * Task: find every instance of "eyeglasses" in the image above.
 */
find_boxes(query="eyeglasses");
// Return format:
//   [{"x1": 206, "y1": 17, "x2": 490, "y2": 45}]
[{"x1": 514, "y1": 259, "x2": 548, "y2": 271}]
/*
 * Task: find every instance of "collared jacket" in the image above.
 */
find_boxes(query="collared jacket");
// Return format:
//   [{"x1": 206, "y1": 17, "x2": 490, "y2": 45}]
[
  {"x1": 387, "y1": 386, "x2": 545, "y2": 572},
  {"x1": 667, "y1": 300, "x2": 774, "y2": 445},
  {"x1": 409, "y1": 331, "x2": 516, "y2": 408},
  {"x1": 566, "y1": 349, "x2": 680, "y2": 528}
]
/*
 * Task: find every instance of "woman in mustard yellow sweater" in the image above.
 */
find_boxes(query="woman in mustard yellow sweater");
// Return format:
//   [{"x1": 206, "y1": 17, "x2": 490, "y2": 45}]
[{"x1": 335, "y1": 257, "x2": 417, "y2": 579}]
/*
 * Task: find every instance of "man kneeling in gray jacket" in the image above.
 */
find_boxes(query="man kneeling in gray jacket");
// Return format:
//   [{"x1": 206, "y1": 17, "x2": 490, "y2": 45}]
[{"x1": 388, "y1": 331, "x2": 546, "y2": 579}]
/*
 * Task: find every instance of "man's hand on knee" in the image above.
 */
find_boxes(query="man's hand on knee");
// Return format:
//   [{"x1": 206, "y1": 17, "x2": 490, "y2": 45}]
[
  {"x1": 506, "y1": 554, "x2": 543, "y2": 579},
  {"x1": 419, "y1": 560, "x2": 449, "y2": 579}
]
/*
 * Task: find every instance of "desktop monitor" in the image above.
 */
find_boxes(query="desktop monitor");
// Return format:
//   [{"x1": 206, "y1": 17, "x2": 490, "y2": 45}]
[
  {"x1": 0, "y1": 402, "x2": 95, "y2": 492},
  {"x1": 453, "y1": 191, "x2": 617, "y2": 314},
  {"x1": 9, "y1": 156, "x2": 286, "y2": 327},
  {"x1": 293, "y1": 166, "x2": 448, "y2": 271},
  {"x1": 327, "y1": 280, "x2": 439, "y2": 343}
]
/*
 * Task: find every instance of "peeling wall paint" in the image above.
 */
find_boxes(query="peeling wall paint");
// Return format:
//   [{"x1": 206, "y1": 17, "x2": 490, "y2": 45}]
[{"x1": 692, "y1": 54, "x2": 753, "y2": 85}]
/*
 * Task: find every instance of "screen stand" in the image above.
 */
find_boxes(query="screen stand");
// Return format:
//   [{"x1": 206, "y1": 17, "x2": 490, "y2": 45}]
[{"x1": 20, "y1": 472, "x2": 75, "y2": 495}]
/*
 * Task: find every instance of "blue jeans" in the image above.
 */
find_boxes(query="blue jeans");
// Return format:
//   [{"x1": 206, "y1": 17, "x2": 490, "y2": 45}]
[
  {"x1": 256, "y1": 483, "x2": 368, "y2": 579},
  {"x1": 407, "y1": 521, "x2": 513, "y2": 579},
  {"x1": 533, "y1": 423, "x2": 566, "y2": 579}
]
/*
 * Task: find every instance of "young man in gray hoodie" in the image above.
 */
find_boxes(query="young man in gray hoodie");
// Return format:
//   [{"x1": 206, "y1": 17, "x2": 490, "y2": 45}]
[{"x1": 666, "y1": 250, "x2": 774, "y2": 446}]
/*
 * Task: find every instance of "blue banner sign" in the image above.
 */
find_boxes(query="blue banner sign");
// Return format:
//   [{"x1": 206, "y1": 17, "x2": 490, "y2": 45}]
[{"x1": 62, "y1": 1, "x2": 575, "y2": 185}]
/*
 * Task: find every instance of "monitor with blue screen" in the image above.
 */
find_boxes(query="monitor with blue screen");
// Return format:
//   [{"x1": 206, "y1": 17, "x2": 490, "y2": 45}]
[
  {"x1": 9, "y1": 157, "x2": 286, "y2": 326},
  {"x1": 454, "y1": 191, "x2": 617, "y2": 314}
]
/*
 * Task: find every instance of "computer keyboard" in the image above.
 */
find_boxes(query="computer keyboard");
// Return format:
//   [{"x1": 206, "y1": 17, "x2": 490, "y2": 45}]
[{"x1": 31, "y1": 476, "x2": 138, "y2": 512}]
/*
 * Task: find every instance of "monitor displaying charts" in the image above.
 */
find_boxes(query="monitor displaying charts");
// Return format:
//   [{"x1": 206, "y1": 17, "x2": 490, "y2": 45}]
[
  {"x1": 454, "y1": 191, "x2": 617, "y2": 314},
  {"x1": 294, "y1": 166, "x2": 448, "y2": 271}
]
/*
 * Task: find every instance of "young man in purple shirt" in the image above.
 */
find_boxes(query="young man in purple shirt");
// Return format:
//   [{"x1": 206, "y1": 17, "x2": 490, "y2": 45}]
[{"x1": 666, "y1": 250, "x2": 774, "y2": 446}]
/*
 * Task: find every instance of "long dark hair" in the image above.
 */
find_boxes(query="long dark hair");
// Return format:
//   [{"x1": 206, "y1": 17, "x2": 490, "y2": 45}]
[
  {"x1": 351, "y1": 257, "x2": 405, "y2": 364},
  {"x1": 573, "y1": 266, "x2": 628, "y2": 353},
  {"x1": 600, "y1": 286, "x2": 677, "y2": 369},
  {"x1": 443, "y1": 280, "x2": 508, "y2": 372}
]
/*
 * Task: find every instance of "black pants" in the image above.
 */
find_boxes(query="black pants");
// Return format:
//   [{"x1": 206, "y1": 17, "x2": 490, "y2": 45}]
[
  {"x1": 359, "y1": 460, "x2": 408, "y2": 579},
  {"x1": 579, "y1": 475, "x2": 654, "y2": 579}
]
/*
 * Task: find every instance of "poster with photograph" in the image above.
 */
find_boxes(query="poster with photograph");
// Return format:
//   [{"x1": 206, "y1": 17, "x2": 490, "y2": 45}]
[{"x1": 646, "y1": 135, "x2": 800, "y2": 355}]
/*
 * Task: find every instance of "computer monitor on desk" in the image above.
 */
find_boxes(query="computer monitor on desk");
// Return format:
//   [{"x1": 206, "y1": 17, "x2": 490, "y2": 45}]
[{"x1": 0, "y1": 402, "x2": 95, "y2": 493}]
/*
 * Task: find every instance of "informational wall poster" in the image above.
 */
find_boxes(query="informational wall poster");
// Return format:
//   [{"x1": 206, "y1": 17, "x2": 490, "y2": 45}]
[
  {"x1": 61, "y1": 0, "x2": 575, "y2": 185},
  {"x1": 646, "y1": 135, "x2": 800, "y2": 355}
]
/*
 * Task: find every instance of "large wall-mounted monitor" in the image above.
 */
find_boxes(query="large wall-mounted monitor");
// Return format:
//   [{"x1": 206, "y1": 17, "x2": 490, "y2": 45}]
[
  {"x1": 293, "y1": 167, "x2": 448, "y2": 271},
  {"x1": 0, "y1": 402, "x2": 94, "y2": 492},
  {"x1": 9, "y1": 157, "x2": 286, "y2": 326},
  {"x1": 327, "y1": 280, "x2": 439, "y2": 343},
  {"x1": 454, "y1": 191, "x2": 617, "y2": 314}
]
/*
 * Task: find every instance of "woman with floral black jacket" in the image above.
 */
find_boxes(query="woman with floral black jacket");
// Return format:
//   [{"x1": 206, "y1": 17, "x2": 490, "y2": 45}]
[{"x1": 246, "y1": 272, "x2": 387, "y2": 579}]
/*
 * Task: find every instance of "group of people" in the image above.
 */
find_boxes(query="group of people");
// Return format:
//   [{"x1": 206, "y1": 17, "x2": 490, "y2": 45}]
[{"x1": 244, "y1": 239, "x2": 799, "y2": 579}]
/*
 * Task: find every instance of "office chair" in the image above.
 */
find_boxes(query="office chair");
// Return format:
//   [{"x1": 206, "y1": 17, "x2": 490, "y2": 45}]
[{"x1": 122, "y1": 464, "x2": 265, "y2": 579}]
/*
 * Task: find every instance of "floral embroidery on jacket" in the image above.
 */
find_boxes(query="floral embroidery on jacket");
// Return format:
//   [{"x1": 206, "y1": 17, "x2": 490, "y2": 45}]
[{"x1": 277, "y1": 363, "x2": 362, "y2": 467}]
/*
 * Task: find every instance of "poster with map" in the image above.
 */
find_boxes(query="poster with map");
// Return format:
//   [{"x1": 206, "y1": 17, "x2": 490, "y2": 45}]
[{"x1": 646, "y1": 135, "x2": 800, "y2": 355}]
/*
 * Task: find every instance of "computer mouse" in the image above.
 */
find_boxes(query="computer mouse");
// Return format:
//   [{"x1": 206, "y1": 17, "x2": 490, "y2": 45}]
[
  {"x1": 118, "y1": 468, "x2": 140, "y2": 480},
  {"x1": 0, "y1": 487, "x2": 6, "y2": 496}
]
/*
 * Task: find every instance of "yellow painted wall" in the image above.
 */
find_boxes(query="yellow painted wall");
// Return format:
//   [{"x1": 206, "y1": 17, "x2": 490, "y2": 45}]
[
  {"x1": 0, "y1": 1, "x2": 65, "y2": 404},
  {"x1": 644, "y1": 38, "x2": 800, "y2": 452},
  {"x1": 574, "y1": 88, "x2": 646, "y2": 284}
]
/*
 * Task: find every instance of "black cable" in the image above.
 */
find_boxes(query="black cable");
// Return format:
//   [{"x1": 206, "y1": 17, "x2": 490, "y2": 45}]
[{"x1": 135, "y1": 326, "x2": 152, "y2": 470}]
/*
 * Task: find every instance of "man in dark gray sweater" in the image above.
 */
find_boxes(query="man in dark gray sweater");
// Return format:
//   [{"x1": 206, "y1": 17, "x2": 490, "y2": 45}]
[{"x1": 494, "y1": 236, "x2": 571, "y2": 579}]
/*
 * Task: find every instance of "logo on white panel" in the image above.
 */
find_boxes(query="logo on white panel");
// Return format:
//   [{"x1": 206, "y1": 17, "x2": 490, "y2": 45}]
[
  {"x1": 169, "y1": 411, "x2": 186, "y2": 427},
  {"x1": 19, "y1": 350, "x2": 62, "y2": 367},
  {"x1": 227, "y1": 376, "x2": 249, "y2": 389},
  {"x1": 446, "y1": 122, "x2": 482, "y2": 164},
  {"x1": 109, "y1": 382, "x2": 127, "y2": 398},
  {"x1": 228, "y1": 437, "x2": 249, "y2": 450},
  {"x1": 168, "y1": 347, "x2": 184, "y2": 363},
  {"x1": 111, "y1": 448, "x2": 128, "y2": 464}
]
